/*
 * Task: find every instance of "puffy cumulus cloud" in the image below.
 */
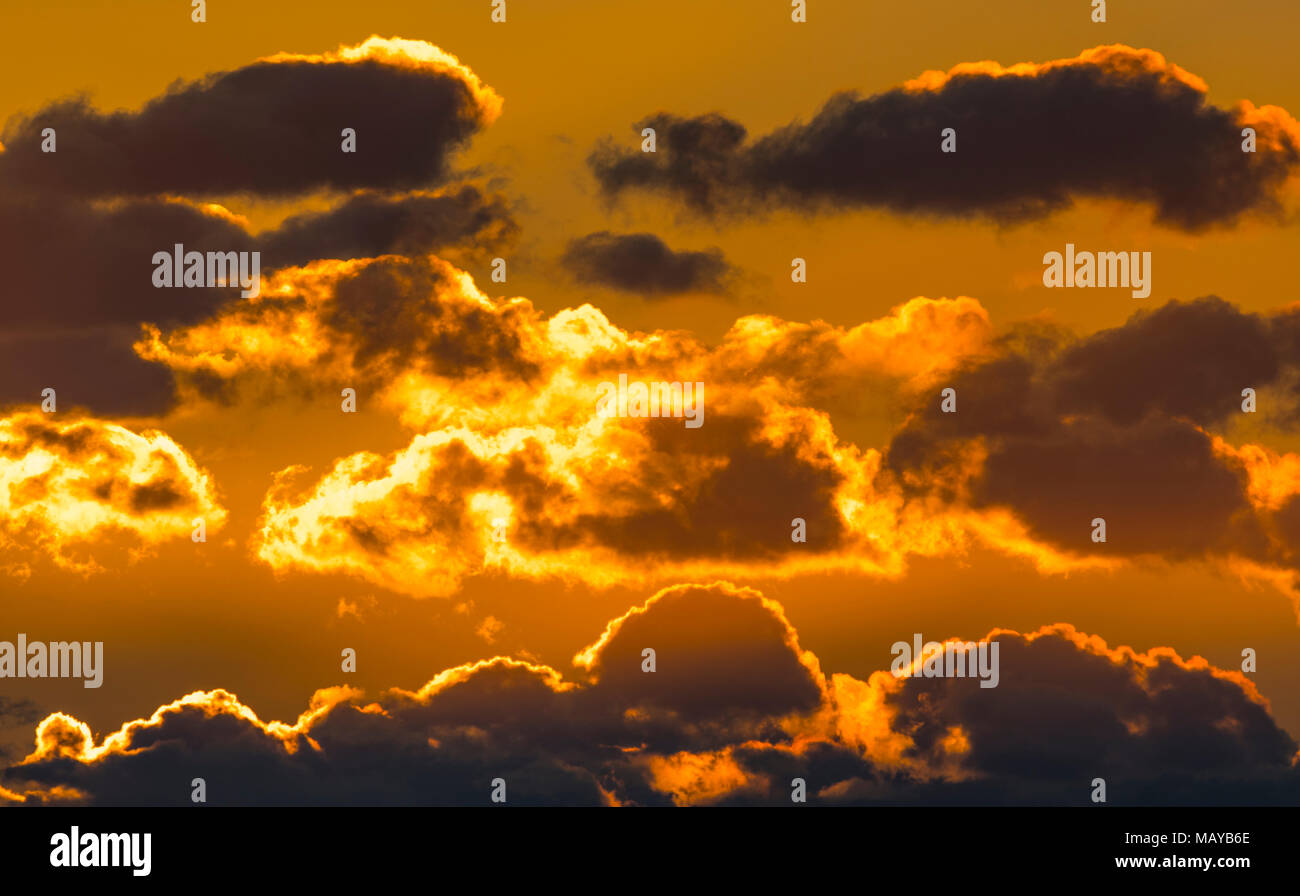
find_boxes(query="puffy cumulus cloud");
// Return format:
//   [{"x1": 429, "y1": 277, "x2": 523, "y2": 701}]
[
  {"x1": 136, "y1": 254, "x2": 545, "y2": 410},
  {"x1": 846, "y1": 624, "x2": 1300, "y2": 805},
  {"x1": 0, "y1": 37, "x2": 501, "y2": 198},
  {"x1": 573, "y1": 583, "x2": 826, "y2": 725},
  {"x1": 711, "y1": 294, "x2": 992, "y2": 418},
  {"x1": 250, "y1": 411, "x2": 881, "y2": 597},
  {"x1": 5, "y1": 585, "x2": 1295, "y2": 806},
  {"x1": 0, "y1": 185, "x2": 515, "y2": 416},
  {"x1": 0, "y1": 411, "x2": 224, "y2": 575},
  {"x1": 1049, "y1": 297, "x2": 1290, "y2": 427},
  {"x1": 616, "y1": 621, "x2": 1300, "y2": 807},
  {"x1": 128, "y1": 255, "x2": 1300, "y2": 610},
  {"x1": 589, "y1": 45, "x2": 1300, "y2": 230},
  {"x1": 885, "y1": 297, "x2": 1300, "y2": 608},
  {"x1": 0, "y1": 34, "x2": 511, "y2": 417},
  {"x1": 132, "y1": 252, "x2": 1000, "y2": 595},
  {"x1": 561, "y1": 231, "x2": 735, "y2": 296}
]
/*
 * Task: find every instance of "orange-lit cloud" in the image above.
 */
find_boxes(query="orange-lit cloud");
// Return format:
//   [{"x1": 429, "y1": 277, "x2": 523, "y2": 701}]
[
  {"x1": 131, "y1": 256, "x2": 1300, "y2": 614},
  {"x1": 0, "y1": 412, "x2": 224, "y2": 575},
  {"x1": 137, "y1": 255, "x2": 1006, "y2": 596}
]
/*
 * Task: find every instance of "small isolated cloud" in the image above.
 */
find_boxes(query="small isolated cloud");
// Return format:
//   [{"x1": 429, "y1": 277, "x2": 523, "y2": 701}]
[
  {"x1": 475, "y1": 615, "x2": 504, "y2": 643},
  {"x1": 561, "y1": 231, "x2": 735, "y2": 296}
]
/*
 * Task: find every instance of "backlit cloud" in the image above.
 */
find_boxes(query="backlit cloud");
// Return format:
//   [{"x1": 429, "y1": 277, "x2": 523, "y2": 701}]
[
  {"x1": 0, "y1": 37, "x2": 501, "y2": 198},
  {"x1": 6, "y1": 584, "x2": 1295, "y2": 805},
  {"x1": 0, "y1": 412, "x2": 224, "y2": 575},
  {"x1": 590, "y1": 45, "x2": 1300, "y2": 230}
]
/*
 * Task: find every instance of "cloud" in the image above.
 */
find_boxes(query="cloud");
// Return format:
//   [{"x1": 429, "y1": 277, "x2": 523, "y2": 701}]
[
  {"x1": 561, "y1": 231, "x2": 735, "y2": 296},
  {"x1": 883, "y1": 298, "x2": 1300, "y2": 585},
  {"x1": 1049, "y1": 297, "x2": 1286, "y2": 426},
  {"x1": 0, "y1": 185, "x2": 515, "y2": 416},
  {"x1": 589, "y1": 45, "x2": 1300, "y2": 230},
  {"x1": 133, "y1": 252, "x2": 1300, "y2": 613},
  {"x1": 574, "y1": 582, "x2": 825, "y2": 726},
  {"x1": 137, "y1": 255, "x2": 545, "y2": 410},
  {"x1": 0, "y1": 327, "x2": 179, "y2": 419},
  {"x1": 0, "y1": 411, "x2": 224, "y2": 575},
  {"x1": 138, "y1": 255, "x2": 1000, "y2": 596},
  {"x1": 263, "y1": 185, "x2": 517, "y2": 268},
  {"x1": 5, "y1": 584, "x2": 1295, "y2": 805},
  {"x1": 0, "y1": 37, "x2": 515, "y2": 417},
  {"x1": 852, "y1": 624, "x2": 1300, "y2": 805},
  {"x1": 0, "y1": 37, "x2": 501, "y2": 198},
  {"x1": 475, "y1": 616, "x2": 504, "y2": 643}
]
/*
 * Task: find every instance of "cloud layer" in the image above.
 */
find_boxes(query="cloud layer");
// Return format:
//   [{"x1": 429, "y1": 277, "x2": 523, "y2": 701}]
[{"x1": 5, "y1": 583, "x2": 1295, "y2": 805}]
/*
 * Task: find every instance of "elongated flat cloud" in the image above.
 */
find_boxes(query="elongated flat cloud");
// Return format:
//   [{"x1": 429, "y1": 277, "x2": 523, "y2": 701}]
[
  {"x1": 561, "y1": 231, "x2": 734, "y2": 296},
  {"x1": 0, "y1": 412, "x2": 224, "y2": 575},
  {"x1": 5, "y1": 584, "x2": 1295, "y2": 805},
  {"x1": 264, "y1": 186, "x2": 517, "y2": 267},
  {"x1": 590, "y1": 45, "x2": 1300, "y2": 230},
  {"x1": 0, "y1": 37, "x2": 501, "y2": 198}
]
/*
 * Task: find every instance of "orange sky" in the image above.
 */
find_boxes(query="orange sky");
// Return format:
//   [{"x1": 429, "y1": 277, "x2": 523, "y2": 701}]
[{"x1": 2, "y1": 0, "x2": 1299, "y2": 806}]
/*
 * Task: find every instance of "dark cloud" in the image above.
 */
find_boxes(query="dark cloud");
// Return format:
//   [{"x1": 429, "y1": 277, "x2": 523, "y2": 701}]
[
  {"x1": 873, "y1": 626, "x2": 1300, "y2": 805},
  {"x1": 322, "y1": 254, "x2": 540, "y2": 381},
  {"x1": 977, "y1": 416, "x2": 1265, "y2": 558},
  {"x1": 5, "y1": 589, "x2": 1295, "y2": 806},
  {"x1": 264, "y1": 186, "x2": 517, "y2": 267},
  {"x1": 530, "y1": 414, "x2": 851, "y2": 560},
  {"x1": 0, "y1": 698, "x2": 42, "y2": 763},
  {"x1": 589, "y1": 46, "x2": 1300, "y2": 230},
  {"x1": 0, "y1": 195, "x2": 250, "y2": 332},
  {"x1": 0, "y1": 40, "x2": 500, "y2": 198},
  {"x1": 0, "y1": 327, "x2": 177, "y2": 417},
  {"x1": 578, "y1": 583, "x2": 824, "y2": 724},
  {"x1": 561, "y1": 231, "x2": 734, "y2": 296},
  {"x1": 0, "y1": 185, "x2": 515, "y2": 415},
  {"x1": 1050, "y1": 297, "x2": 1281, "y2": 426},
  {"x1": 885, "y1": 297, "x2": 1300, "y2": 562},
  {"x1": 4, "y1": 583, "x2": 821, "y2": 805}
]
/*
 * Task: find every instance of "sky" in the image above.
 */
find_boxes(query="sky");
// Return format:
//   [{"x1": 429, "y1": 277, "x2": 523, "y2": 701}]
[{"x1": 1, "y1": 0, "x2": 1299, "y2": 806}]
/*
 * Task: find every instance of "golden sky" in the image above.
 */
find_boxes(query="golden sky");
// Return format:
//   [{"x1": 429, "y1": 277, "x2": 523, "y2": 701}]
[{"x1": 1, "y1": 0, "x2": 1299, "y2": 806}]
